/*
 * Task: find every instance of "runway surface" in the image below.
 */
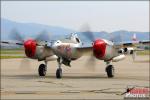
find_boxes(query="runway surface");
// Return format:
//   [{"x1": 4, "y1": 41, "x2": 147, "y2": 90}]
[{"x1": 1, "y1": 55, "x2": 149, "y2": 99}]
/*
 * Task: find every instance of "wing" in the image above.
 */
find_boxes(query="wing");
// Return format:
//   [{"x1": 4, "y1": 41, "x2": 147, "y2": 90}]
[
  {"x1": 139, "y1": 40, "x2": 150, "y2": 44},
  {"x1": 113, "y1": 39, "x2": 149, "y2": 61},
  {"x1": 1, "y1": 41, "x2": 23, "y2": 45},
  {"x1": 0, "y1": 40, "x2": 54, "y2": 47},
  {"x1": 114, "y1": 40, "x2": 150, "y2": 48}
]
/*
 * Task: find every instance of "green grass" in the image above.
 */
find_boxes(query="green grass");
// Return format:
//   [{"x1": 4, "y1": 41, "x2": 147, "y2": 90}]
[
  {"x1": 0, "y1": 49, "x2": 24, "y2": 54},
  {"x1": 137, "y1": 50, "x2": 149, "y2": 55},
  {"x1": 0, "y1": 56, "x2": 26, "y2": 59},
  {"x1": 0, "y1": 48, "x2": 23, "y2": 51},
  {"x1": 0, "y1": 49, "x2": 25, "y2": 59},
  {"x1": 0, "y1": 51, "x2": 24, "y2": 54}
]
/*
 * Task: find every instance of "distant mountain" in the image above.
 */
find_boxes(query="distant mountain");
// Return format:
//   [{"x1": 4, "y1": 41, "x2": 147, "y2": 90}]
[
  {"x1": 1, "y1": 18, "x2": 75, "y2": 40},
  {"x1": 77, "y1": 31, "x2": 149, "y2": 45},
  {"x1": 111, "y1": 30, "x2": 149, "y2": 42},
  {"x1": 1, "y1": 18, "x2": 149, "y2": 47}
]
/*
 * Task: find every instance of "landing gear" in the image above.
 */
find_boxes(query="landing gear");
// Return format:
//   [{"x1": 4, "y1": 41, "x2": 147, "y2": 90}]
[
  {"x1": 56, "y1": 68, "x2": 62, "y2": 79},
  {"x1": 56, "y1": 57, "x2": 63, "y2": 79},
  {"x1": 105, "y1": 62, "x2": 114, "y2": 78},
  {"x1": 38, "y1": 61, "x2": 47, "y2": 76}
]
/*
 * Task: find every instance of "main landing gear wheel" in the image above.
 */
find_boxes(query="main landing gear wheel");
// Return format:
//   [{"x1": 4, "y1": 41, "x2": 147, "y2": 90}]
[
  {"x1": 38, "y1": 64, "x2": 46, "y2": 76},
  {"x1": 56, "y1": 68, "x2": 62, "y2": 79},
  {"x1": 106, "y1": 65, "x2": 114, "y2": 78}
]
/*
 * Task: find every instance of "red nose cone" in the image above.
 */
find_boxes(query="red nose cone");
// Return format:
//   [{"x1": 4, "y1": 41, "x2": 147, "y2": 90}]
[
  {"x1": 93, "y1": 39, "x2": 106, "y2": 59},
  {"x1": 24, "y1": 39, "x2": 36, "y2": 58}
]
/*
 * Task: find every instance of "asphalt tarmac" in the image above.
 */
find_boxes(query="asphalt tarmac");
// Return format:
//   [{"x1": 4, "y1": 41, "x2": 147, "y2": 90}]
[{"x1": 1, "y1": 55, "x2": 149, "y2": 99}]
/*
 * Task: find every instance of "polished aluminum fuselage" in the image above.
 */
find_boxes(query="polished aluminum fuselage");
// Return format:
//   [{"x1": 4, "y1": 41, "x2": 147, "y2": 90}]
[
  {"x1": 101, "y1": 39, "x2": 119, "y2": 60},
  {"x1": 33, "y1": 39, "x2": 82, "y2": 61},
  {"x1": 52, "y1": 42, "x2": 82, "y2": 60}
]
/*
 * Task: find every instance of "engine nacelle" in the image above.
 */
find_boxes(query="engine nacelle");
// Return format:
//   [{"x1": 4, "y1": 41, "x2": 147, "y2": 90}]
[
  {"x1": 24, "y1": 39, "x2": 37, "y2": 58},
  {"x1": 93, "y1": 39, "x2": 116, "y2": 61},
  {"x1": 112, "y1": 54, "x2": 126, "y2": 62},
  {"x1": 23, "y1": 39, "x2": 54, "y2": 61},
  {"x1": 93, "y1": 39, "x2": 106, "y2": 60},
  {"x1": 35, "y1": 46, "x2": 54, "y2": 61}
]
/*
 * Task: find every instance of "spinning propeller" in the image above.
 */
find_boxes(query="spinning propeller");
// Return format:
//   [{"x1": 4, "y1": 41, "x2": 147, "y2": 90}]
[
  {"x1": 80, "y1": 24, "x2": 107, "y2": 71},
  {"x1": 2, "y1": 29, "x2": 51, "y2": 70},
  {"x1": 79, "y1": 24, "x2": 96, "y2": 71}
]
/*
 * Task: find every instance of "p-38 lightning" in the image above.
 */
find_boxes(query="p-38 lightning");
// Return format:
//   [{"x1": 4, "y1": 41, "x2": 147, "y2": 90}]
[{"x1": 1, "y1": 30, "x2": 149, "y2": 79}]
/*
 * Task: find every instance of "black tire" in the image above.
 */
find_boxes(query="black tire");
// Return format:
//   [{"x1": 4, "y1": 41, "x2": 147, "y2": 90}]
[
  {"x1": 106, "y1": 65, "x2": 114, "y2": 78},
  {"x1": 56, "y1": 68, "x2": 62, "y2": 79},
  {"x1": 38, "y1": 64, "x2": 46, "y2": 76}
]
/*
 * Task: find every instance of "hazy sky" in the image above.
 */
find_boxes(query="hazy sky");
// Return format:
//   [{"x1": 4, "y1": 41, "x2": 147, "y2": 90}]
[{"x1": 1, "y1": 1, "x2": 149, "y2": 32}]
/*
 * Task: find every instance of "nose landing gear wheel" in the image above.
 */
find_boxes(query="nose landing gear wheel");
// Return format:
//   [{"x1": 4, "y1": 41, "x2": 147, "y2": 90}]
[
  {"x1": 56, "y1": 68, "x2": 62, "y2": 79},
  {"x1": 106, "y1": 65, "x2": 114, "y2": 78},
  {"x1": 38, "y1": 64, "x2": 46, "y2": 76}
]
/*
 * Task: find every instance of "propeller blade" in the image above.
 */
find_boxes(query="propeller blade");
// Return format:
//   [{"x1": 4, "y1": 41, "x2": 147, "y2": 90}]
[
  {"x1": 80, "y1": 24, "x2": 96, "y2": 71},
  {"x1": 9, "y1": 29, "x2": 51, "y2": 46},
  {"x1": 84, "y1": 55, "x2": 96, "y2": 72},
  {"x1": 35, "y1": 30, "x2": 51, "y2": 42},
  {"x1": 109, "y1": 33, "x2": 123, "y2": 43},
  {"x1": 9, "y1": 29, "x2": 24, "y2": 42},
  {"x1": 80, "y1": 24, "x2": 95, "y2": 42}
]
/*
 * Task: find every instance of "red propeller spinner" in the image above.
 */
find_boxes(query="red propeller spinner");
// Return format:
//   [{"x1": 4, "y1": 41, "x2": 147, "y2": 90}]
[
  {"x1": 93, "y1": 39, "x2": 106, "y2": 59},
  {"x1": 24, "y1": 39, "x2": 37, "y2": 58}
]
